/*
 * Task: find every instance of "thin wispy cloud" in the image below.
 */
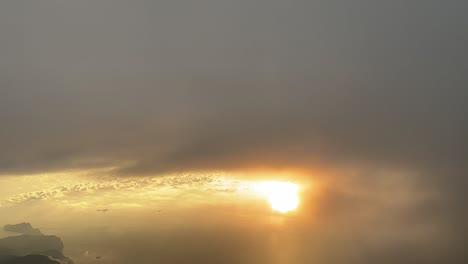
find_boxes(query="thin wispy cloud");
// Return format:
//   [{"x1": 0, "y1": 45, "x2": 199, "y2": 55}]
[{"x1": 1, "y1": 173, "x2": 243, "y2": 206}]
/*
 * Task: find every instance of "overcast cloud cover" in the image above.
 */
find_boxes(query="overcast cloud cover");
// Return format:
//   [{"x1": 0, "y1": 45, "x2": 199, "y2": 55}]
[{"x1": 1, "y1": 0, "x2": 467, "y2": 263}]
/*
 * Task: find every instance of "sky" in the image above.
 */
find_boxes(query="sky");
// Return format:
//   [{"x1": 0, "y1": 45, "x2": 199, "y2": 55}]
[{"x1": 0, "y1": 1, "x2": 467, "y2": 263}]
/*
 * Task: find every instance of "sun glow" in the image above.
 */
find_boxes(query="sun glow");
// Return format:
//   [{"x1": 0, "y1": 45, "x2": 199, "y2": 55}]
[{"x1": 256, "y1": 181, "x2": 299, "y2": 213}]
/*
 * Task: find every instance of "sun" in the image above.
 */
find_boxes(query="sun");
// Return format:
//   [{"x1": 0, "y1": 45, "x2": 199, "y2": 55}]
[{"x1": 256, "y1": 181, "x2": 299, "y2": 213}]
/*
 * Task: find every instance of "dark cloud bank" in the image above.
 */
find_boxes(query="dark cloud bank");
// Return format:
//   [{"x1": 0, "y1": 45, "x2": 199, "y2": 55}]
[{"x1": 1, "y1": 0, "x2": 467, "y2": 263}]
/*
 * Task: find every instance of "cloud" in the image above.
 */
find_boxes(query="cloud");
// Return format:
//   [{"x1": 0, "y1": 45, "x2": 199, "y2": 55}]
[
  {"x1": 1, "y1": 173, "x2": 236, "y2": 205},
  {"x1": 0, "y1": 0, "x2": 466, "y2": 177}
]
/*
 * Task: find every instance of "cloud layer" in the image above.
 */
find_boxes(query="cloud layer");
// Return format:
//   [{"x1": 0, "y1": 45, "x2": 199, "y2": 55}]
[{"x1": 0, "y1": 0, "x2": 466, "y2": 176}]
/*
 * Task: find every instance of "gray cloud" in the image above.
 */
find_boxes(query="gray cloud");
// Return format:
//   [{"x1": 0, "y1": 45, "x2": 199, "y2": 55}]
[{"x1": 0, "y1": 0, "x2": 466, "y2": 176}]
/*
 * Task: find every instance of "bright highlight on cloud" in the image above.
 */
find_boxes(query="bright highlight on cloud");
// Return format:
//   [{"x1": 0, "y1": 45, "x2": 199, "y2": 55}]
[{"x1": 256, "y1": 181, "x2": 299, "y2": 213}]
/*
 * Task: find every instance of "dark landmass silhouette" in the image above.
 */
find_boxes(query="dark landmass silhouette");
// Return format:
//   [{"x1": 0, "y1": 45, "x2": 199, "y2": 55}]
[
  {"x1": 0, "y1": 223, "x2": 73, "y2": 264},
  {"x1": 0, "y1": 254, "x2": 60, "y2": 264},
  {"x1": 3, "y1": 224, "x2": 42, "y2": 236},
  {"x1": 0, "y1": 235, "x2": 64, "y2": 255}
]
